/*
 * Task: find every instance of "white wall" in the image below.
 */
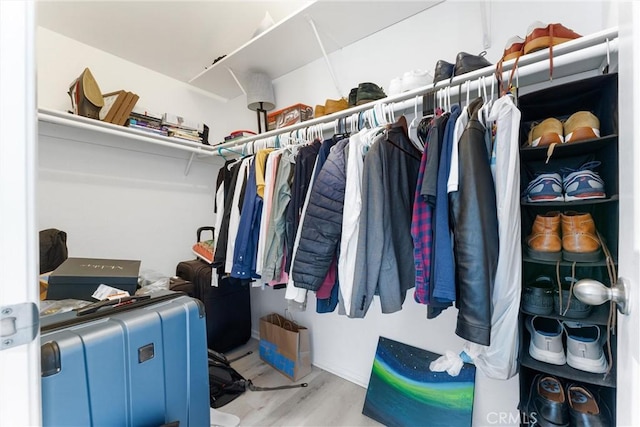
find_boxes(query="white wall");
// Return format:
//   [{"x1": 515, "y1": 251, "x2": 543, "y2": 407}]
[
  {"x1": 36, "y1": 28, "x2": 233, "y2": 275},
  {"x1": 36, "y1": 2, "x2": 615, "y2": 426},
  {"x1": 37, "y1": 27, "x2": 257, "y2": 145}
]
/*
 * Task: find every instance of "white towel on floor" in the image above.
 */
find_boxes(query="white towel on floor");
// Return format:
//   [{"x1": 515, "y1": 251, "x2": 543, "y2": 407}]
[{"x1": 210, "y1": 408, "x2": 240, "y2": 427}]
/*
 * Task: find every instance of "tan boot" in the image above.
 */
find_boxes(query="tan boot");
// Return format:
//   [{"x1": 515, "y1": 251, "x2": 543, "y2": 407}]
[
  {"x1": 561, "y1": 211, "x2": 602, "y2": 262},
  {"x1": 526, "y1": 212, "x2": 562, "y2": 261}
]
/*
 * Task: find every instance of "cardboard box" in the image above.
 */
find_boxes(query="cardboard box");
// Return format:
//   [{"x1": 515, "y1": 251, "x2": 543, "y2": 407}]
[
  {"x1": 47, "y1": 257, "x2": 140, "y2": 301},
  {"x1": 267, "y1": 103, "x2": 313, "y2": 131}
]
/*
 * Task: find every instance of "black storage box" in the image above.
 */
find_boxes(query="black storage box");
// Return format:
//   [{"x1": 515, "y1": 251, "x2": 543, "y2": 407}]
[{"x1": 47, "y1": 257, "x2": 140, "y2": 301}]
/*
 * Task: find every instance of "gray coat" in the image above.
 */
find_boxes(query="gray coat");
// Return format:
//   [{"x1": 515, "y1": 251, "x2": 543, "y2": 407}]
[{"x1": 350, "y1": 124, "x2": 421, "y2": 317}]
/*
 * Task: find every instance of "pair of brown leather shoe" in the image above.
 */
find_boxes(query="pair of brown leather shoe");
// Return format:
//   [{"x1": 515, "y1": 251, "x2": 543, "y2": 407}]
[
  {"x1": 527, "y1": 111, "x2": 600, "y2": 147},
  {"x1": 526, "y1": 211, "x2": 602, "y2": 262}
]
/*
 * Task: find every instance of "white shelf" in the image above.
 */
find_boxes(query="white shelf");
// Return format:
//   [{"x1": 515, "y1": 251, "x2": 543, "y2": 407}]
[
  {"x1": 188, "y1": 0, "x2": 443, "y2": 100},
  {"x1": 38, "y1": 108, "x2": 218, "y2": 156}
]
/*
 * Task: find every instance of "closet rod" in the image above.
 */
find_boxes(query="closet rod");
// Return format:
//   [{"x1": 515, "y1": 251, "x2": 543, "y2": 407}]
[{"x1": 213, "y1": 27, "x2": 618, "y2": 156}]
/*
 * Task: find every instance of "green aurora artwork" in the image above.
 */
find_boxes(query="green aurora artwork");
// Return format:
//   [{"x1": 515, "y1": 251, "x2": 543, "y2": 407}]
[{"x1": 363, "y1": 337, "x2": 476, "y2": 427}]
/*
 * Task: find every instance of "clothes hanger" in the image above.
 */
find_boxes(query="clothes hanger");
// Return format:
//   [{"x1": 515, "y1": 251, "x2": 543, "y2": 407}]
[
  {"x1": 466, "y1": 80, "x2": 471, "y2": 107},
  {"x1": 407, "y1": 96, "x2": 425, "y2": 152}
]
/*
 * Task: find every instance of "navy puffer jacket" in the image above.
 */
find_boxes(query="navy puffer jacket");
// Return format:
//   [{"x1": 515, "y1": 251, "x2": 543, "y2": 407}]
[{"x1": 292, "y1": 138, "x2": 349, "y2": 290}]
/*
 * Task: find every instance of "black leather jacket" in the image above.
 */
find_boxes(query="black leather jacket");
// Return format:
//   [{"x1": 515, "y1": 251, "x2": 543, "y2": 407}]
[{"x1": 449, "y1": 98, "x2": 499, "y2": 346}]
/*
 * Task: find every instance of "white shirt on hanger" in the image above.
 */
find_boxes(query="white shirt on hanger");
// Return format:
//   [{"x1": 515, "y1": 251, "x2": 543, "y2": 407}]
[{"x1": 338, "y1": 129, "x2": 368, "y2": 314}]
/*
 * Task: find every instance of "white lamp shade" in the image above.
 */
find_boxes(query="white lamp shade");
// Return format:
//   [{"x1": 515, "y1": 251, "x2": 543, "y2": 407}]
[{"x1": 246, "y1": 72, "x2": 275, "y2": 111}]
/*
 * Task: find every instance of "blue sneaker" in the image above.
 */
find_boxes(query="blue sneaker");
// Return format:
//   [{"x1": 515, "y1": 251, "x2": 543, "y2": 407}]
[
  {"x1": 525, "y1": 173, "x2": 564, "y2": 202},
  {"x1": 562, "y1": 161, "x2": 606, "y2": 201}
]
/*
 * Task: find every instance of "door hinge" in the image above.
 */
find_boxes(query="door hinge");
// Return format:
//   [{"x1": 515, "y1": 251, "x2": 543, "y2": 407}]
[{"x1": 0, "y1": 302, "x2": 39, "y2": 351}]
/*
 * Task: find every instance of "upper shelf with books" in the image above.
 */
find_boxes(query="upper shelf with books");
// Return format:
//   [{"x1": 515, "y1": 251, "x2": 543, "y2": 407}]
[
  {"x1": 188, "y1": 1, "x2": 443, "y2": 100},
  {"x1": 38, "y1": 108, "x2": 222, "y2": 174}
]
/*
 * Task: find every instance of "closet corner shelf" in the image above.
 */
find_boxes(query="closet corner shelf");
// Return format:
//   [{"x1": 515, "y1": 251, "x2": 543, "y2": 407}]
[
  {"x1": 521, "y1": 194, "x2": 619, "y2": 207},
  {"x1": 519, "y1": 135, "x2": 618, "y2": 161},
  {"x1": 188, "y1": 0, "x2": 443, "y2": 99},
  {"x1": 520, "y1": 352, "x2": 616, "y2": 388},
  {"x1": 38, "y1": 108, "x2": 218, "y2": 158}
]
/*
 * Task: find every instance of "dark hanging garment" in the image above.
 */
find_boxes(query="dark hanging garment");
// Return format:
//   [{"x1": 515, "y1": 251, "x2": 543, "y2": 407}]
[
  {"x1": 213, "y1": 160, "x2": 242, "y2": 267},
  {"x1": 292, "y1": 138, "x2": 349, "y2": 291},
  {"x1": 449, "y1": 98, "x2": 499, "y2": 347},
  {"x1": 284, "y1": 140, "x2": 321, "y2": 273}
]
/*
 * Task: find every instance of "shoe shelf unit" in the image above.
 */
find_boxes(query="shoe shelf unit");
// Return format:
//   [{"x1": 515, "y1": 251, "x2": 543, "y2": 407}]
[{"x1": 517, "y1": 73, "x2": 618, "y2": 425}]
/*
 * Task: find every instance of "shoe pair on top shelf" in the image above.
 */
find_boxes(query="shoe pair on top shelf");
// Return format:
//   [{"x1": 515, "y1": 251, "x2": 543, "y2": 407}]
[
  {"x1": 527, "y1": 374, "x2": 611, "y2": 427},
  {"x1": 314, "y1": 83, "x2": 387, "y2": 118},
  {"x1": 525, "y1": 161, "x2": 606, "y2": 203},
  {"x1": 433, "y1": 51, "x2": 492, "y2": 84},
  {"x1": 526, "y1": 316, "x2": 609, "y2": 374},
  {"x1": 527, "y1": 111, "x2": 601, "y2": 148},
  {"x1": 501, "y1": 21, "x2": 582, "y2": 65},
  {"x1": 527, "y1": 211, "x2": 603, "y2": 262},
  {"x1": 388, "y1": 69, "x2": 433, "y2": 96},
  {"x1": 523, "y1": 275, "x2": 592, "y2": 319}
]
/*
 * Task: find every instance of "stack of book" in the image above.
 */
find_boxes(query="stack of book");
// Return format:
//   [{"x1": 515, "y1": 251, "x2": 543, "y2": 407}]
[
  {"x1": 99, "y1": 90, "x2": 139, "y2": 126},
  {"x1": 161, "y1": 113, "x2": 209, "y2": 144},
  {"x1": 126, "y1": 108, "x2": 168, "y2": 136},
  {"x1": 220, "y1": 130, "x2": 256, "y2": 146}
]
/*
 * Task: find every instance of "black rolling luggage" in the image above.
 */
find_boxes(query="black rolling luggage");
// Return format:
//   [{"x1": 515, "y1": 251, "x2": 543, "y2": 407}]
[{"x1": 174, "y1": 228, "x2": 252, "y2": 353}]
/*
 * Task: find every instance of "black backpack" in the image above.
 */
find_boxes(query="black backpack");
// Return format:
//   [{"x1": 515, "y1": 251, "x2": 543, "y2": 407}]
[{"x1": 207, "y1": 349, "x2": 307, "y2": 408}]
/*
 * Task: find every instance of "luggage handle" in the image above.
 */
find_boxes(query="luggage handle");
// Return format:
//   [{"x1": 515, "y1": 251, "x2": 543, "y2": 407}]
[
  {"x1": 74, "y1": 295, "x2": 151, "y2": 316},
  {"x1": 42, "y1": 292, "x2": 185, "y2": 333},
  {"x1": 197, "y1": 226, "x2": 215, "y2": 243}
]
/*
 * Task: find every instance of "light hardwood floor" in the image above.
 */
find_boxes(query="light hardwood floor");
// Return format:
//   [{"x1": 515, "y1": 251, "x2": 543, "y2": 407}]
[{"x1": 218, "y1": 339, "x2": 383, "y2": 427}]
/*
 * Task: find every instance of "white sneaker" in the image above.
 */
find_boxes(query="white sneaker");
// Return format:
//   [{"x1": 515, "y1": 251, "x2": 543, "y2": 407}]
[
  {"x1": 401, "y1": 69, "x2": 432, "y2": 92},
  {"x1": 527, "y1": 316, "x2": 566, "y2": 365},
  {"x1": 564, "y1": 322, "x2": 608, "y2": 374},
  {"x1": 388, "y1": 77, "x2": 403, "y2": 96}
]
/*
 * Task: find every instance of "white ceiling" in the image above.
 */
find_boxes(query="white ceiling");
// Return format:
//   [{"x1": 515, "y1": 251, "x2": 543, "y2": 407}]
[{"x1": 36, "y1": 1, "x2": 312, "y2": 84}]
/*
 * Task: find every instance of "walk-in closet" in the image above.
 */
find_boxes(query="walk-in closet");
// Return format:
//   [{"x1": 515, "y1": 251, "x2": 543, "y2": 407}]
[{"x1": 2, "y1": 1, "x2": 639, "y2": 426}]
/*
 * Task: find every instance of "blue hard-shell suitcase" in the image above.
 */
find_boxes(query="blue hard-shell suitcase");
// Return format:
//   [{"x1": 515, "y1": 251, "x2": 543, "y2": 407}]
[{"x1": 40, "y1": 292, "x2": 210, "y2": 426}]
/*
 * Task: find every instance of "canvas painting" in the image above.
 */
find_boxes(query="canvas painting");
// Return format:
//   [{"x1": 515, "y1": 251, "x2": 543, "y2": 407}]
[{"x1": 363, "y1": 337, "x2": 476, "y2": 427}]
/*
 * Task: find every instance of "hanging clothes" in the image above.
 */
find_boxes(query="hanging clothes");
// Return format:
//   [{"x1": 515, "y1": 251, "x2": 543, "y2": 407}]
[
  {"x1": 224, "y1": 157, "x2": 251, "y2": 274},
  {"x1": 411, "y1": 123, "x2": 434, "y2": 305},
  {"x1": 255, "y1": 151, "x2": 281, "y2": 277},
  {"x1": 284, "y1": 140, "x2": 321, "y2": 274},
  {"x1": 463, "y1": 93, "x2": 522, "y2": 379},
  {"x1": 432, "y1": 104, "x2": 461, "y2": 303},
  {"x1": 447, "y1": 104, "x2": 470, "y2": 193},
  {"x1": 423, "y1": 113, "x2": 453, "y2": 318},
  {"x1": 338, "y1": 129, "x2": 369, "y2": 314},
  {"x1": 291, "y1": 137, "x2": 349, "y2": 291},
  {"x1": 284, "y1": 141, "x2": 322, "y2": 308},
  {"x1": 261, "y1": 150, "x2": 295, "y2": 282},
  {"x1": 312, "y1": 136, "x2": 345, "y2": 313},
  {"x1": 231, "y1": 149, "x2": 273, "y2": 279},
  {"x1": 449, "y1": 97, "x2": 498, "y2": 347},
  {"x1": 350, "y1": 122, "x2": 420, "y2": 317},
  {"x1": 213, "y1": 159, "x2": 243, "y2": 268},
  {"x1": 213, "y1": 160, "x2": 230, "y2": 248}
]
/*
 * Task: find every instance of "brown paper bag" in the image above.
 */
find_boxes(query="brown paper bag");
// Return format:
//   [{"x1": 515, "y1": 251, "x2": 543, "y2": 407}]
[{"x1": 259, "y1": 313, "x2": 311, "y2": 381}]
